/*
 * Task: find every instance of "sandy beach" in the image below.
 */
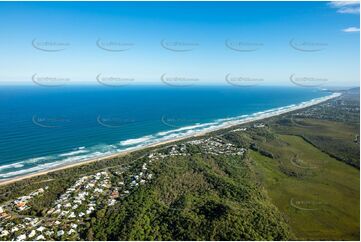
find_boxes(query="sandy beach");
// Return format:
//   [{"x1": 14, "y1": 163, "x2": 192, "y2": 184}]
[{"x1": 0, "y1": 92, "x2": 341, "y2": 186}]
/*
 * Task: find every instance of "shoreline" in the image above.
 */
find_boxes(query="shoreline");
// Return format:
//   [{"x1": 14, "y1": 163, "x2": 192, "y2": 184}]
[{"x1": 0, "y1": 92, "x2": 341, "y2": 186}]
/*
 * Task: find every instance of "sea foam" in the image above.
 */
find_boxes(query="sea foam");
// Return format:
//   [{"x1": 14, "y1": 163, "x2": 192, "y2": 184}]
[{"x1": 0, "y1": 92, "x2": 340, "y2": 180}]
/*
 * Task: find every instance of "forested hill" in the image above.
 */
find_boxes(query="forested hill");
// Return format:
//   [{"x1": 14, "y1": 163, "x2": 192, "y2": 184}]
[{"x1": 0, "y1": 90, "x2": 359, "y2": 241}]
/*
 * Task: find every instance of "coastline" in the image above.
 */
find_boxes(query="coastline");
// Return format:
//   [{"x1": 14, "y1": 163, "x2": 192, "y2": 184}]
[{"x1": 0, "y1": 92, "x2": 341, "y2": 186}]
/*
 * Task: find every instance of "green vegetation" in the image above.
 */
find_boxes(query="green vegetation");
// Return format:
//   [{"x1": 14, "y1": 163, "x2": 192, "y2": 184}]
[
  {"x1": 272, "y1": 118, "x2": 359, "y2": 168},
  {"x1": 270, "y1": 89, "x2": 360, "y2": 168},
  {"x1": 0, "y1": 90, "x2": 359, "y2": 240},
  {"x1": 251, "y1": 135, "x2": 359, "y2": 240},
  {"x1": 88, "y1": 153, "x2": 292, "y2": 240}
]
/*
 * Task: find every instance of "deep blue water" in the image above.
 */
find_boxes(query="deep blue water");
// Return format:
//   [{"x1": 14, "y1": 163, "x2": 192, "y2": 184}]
[{"x1": 0, "y1": 85, "x2": 330, "y2": 179}]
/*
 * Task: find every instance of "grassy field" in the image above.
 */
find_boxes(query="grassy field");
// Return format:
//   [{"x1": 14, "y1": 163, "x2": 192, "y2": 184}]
[
  {"x1": 272, "y1": 117, "x2": 360, "y2": 168},
  {"x1": 0, "y1": 92, "x2": 358, "y2": 240},
  {"x1": 251, "y1": 134, "x2": 359, "y2": 240}
]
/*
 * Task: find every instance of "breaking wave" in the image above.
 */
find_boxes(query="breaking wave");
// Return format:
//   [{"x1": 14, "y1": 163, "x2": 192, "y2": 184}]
[{"x1": 0, "y1": 92, "x2": 340, "y2": 180}]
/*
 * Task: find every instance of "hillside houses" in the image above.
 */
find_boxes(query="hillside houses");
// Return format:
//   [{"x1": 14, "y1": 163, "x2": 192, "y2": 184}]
[
  {"x1": 147, "y1": 137, "x2": 245, "y2": 160},
  {"x1": 188, "y1": 137, "x2": 245, "y2": 156},
  {"x1": 0, "y1": 135, "x2": 246, "y2": 241}
]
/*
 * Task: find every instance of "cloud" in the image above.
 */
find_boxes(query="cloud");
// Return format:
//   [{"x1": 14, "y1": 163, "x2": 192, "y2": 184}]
[
  {"x1": 329, "y1": 1, "x2": 359, "y2": 7},
  {"x1": 328, "y1": 1, "x2": 360, "y2": 14},
  {"x1": 342, "y1": 27, "x2": 360, "y2": 32},
  {"x1": 337, "y1": 6, "x2": 360, "y2": 14}
]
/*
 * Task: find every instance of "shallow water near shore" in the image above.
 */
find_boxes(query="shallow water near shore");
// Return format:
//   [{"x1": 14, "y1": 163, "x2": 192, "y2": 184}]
[{"x1": 0, "y1": 85, "x2": 332, "y2": 179}]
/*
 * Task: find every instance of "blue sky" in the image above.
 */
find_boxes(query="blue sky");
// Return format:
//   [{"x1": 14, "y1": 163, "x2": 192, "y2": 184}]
[{"x1": 0, "y1": 1, "x2": 359, "y2": 87}]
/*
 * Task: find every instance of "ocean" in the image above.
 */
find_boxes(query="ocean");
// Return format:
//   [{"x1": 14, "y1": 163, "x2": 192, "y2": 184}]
[{"x1": 0, "y1": 85, "x2": 331, "y2": 179}]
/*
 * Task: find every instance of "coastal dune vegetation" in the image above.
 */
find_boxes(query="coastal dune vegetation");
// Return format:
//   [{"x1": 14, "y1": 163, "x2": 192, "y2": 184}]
[{"x1": 0, "y1": 89, "x2": 359, "y2": 241}]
